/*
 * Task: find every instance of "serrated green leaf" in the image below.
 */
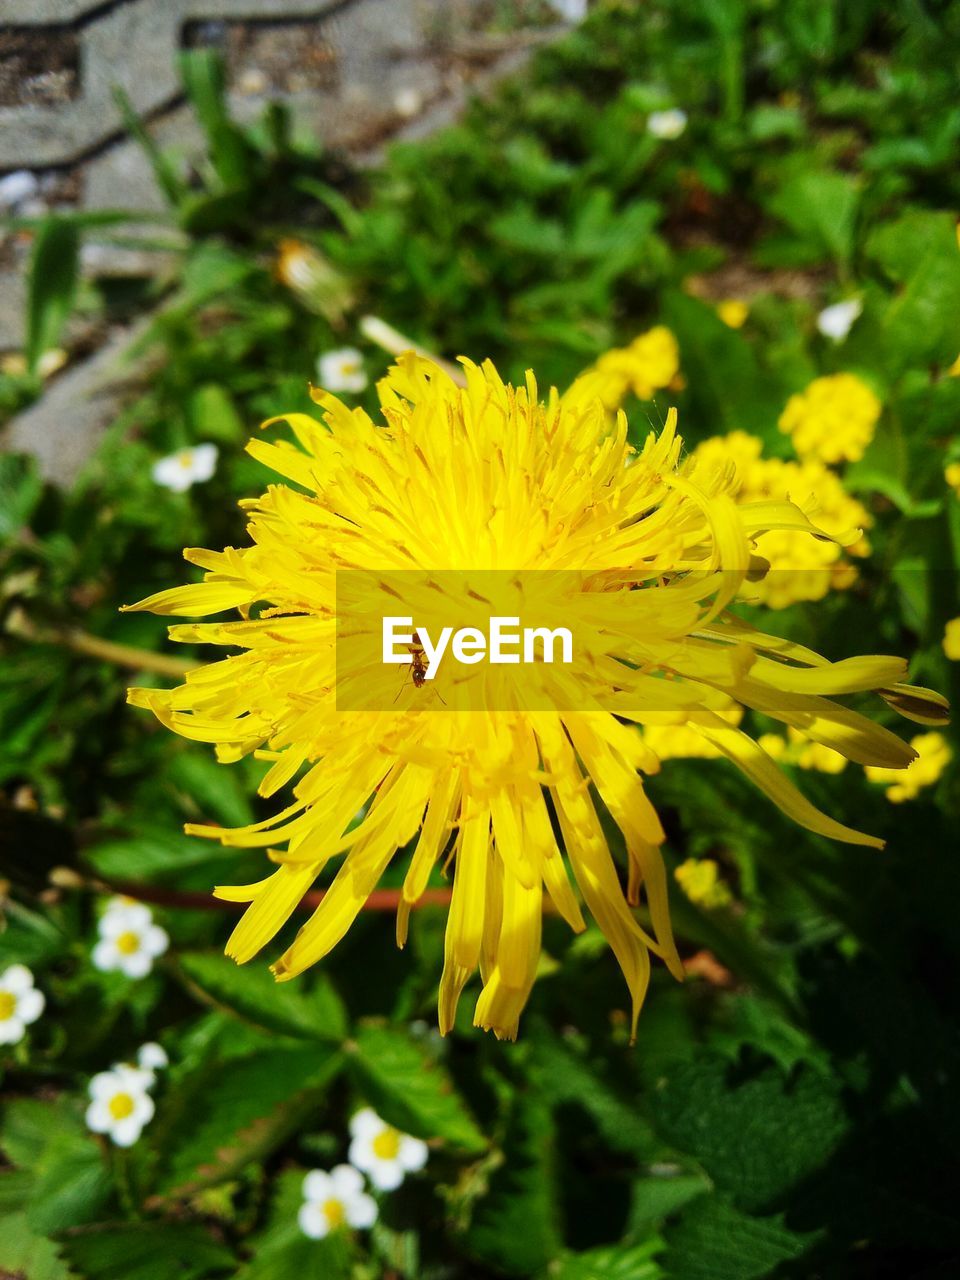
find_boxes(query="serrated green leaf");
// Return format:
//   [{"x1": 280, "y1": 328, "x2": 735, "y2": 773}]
[
  {"x1": 649, "y1": 1057, "x2": 847, "y2": 1213},
  {"x1": 60, "y1": 1223, "x2": 235, "y2": 1280},
  {"x1": 157, "y1": 1045, "x2": 342, "y2": 1196},
  {"x1": 349, "y1": 1024, "x2": 485, "y2": 1152},
  {"x1": 0, "y1": 1211, "x2": 72, "y2": 1280},
  {"x1": 176, "y1": 950, "x2": 347, "y2": 1041},
  {"x1": 662, "y1": 1196, "x2": 813, "y2": 1280},
  {"x1": 82, "y1": 825, "x2": 238, "y2": 882},
  {"x1": 27, "y1": 1140, "x2": 113, "y2": 1235},
  {"x1": 461, "y1": 1090, "x2": 560, "y2": 1276}
]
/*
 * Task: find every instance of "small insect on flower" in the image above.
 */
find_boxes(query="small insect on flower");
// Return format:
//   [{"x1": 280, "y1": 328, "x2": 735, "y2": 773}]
[
  {"x1": 348, "y1": 1108, "x2": 428, "y2": 1191},
  {"x1": 0, "y1": 965, "x2": 45, "y2": 1047},
  {"x1": 85, "y1": 1064, "x2": 155, "y2": 1147},
  {"x1": 298, "y1": 1165, "x2": 378, "y2": 1239},
  {"x1": 152, "y1": 443, "x2": 218, "y2": 493},
  {"x1": 317, "y1": 347, "x2": 368, "y2": 394},
  {"x1": 92, "y1": 898, "x2": 169, "y2": 979}
]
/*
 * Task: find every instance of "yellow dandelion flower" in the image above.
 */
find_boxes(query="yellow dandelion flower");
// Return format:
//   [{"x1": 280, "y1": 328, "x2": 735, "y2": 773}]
[
  {"x1": 865, "y1": 732, "x2": 952, "y2": 802},
  {"x1": 674, "y1": 859, "x2": 733, "y2": 910},
  {"x1": 717, "y1": 300, "x2": 749, "y2": 329},
  {"x1": 642, "y1": 699, "x2": 742, "y2": 760},
  {"x1": 123, "y1": 356, "x2": 947, "y2": 1040},
  {"x1": 778, "y1": 373, "x2": 881, "y2": 465},
  {"x1": 575, "y1": 326, "x2": 680, "y2": 411},
  {"x1": 692, "y1": 431, "x2": 871, "y2": 608},
  {"x1": 944, "y1": 617, "x2": 960, "y2": 660},
  {"x1": 945, "y1": 462, "x2": 960, "y2": 498}
]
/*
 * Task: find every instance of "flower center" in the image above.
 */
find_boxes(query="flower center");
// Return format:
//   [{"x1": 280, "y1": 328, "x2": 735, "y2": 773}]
[
  {"x1": 115, "y1": 931, "x2": 141, "y2": 955},
  {"x1": 0, "y1": 992, "x2": 16, "y2": 1020},
  {"x1": 109, "y1": 1092, "x2": 135, "y2": 1120},
  {"x1": 372, "y1": 1127, "x2": 401, "y2": 1160},
  {"x1": 323, "y1": 1198, "x2": 345, "y2": 1228},
  {"x1": 178, "y1": 451, "x2": 194, "y2": 468}
]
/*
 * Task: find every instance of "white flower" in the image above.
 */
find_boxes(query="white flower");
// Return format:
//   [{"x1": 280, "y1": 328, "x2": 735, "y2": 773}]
[
  {"x1": 317, "y1": 348, "x2": 368, "y2": 394},
  {"x1": 647, "y1": 109, "x2": 688, "y2": 140},
  {"x1": 0, "y1": 170, "x2": 39, "y2": 210},
  {"x1": 0, "y1": 965, "x2": 45, "y2": 1047},
  {"x1": 816, "y1": 298, "x2": 863, "y2": 343},
  {"x1": 547, "y1": 0, "x2": 588, "y2": 21},
  {"x1": 298, "y1": 1164, "x2": 378, "y2": 1239},
  {"x1": 85, "y1": 1065, "x2": 155, "y2": 1147},
  {"x1": 137, "y1": 1042, "x2": 169, "y2": 1077},
  {"x1": 347, "y1": 1108, "x2": 428, "y2": 1191},
  {"x1": 152, "y1": 443, "x2": 218, "y2": 493},
  {"x1": 92, "y1": 899, "x2": 169, "y2": 979}
]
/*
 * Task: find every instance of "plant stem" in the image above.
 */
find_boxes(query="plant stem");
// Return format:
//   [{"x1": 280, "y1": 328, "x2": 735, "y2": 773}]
[
  {"x1": 7, "y1": 609, "x2": 194, "y2": 678},
  {"x1": 359, "y1": 315, "x2": 467, "y2": 386}
]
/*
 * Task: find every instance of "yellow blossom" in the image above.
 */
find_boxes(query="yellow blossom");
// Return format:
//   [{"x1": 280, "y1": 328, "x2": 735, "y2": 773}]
[
  {"x1": 945, "y1": 462, "x2": 960, "y2": 498},
  {"x1": 692, "y1": 430, "x2": 871, "y2": 608},
  {"x1": 865, "y1": 732, "x2": 951, "y2": 802},
  {"x1": 754, "y1": 729, "x2": 847, "y2": 773},
  {"x1": 577, "y1": 327, "x2": 680, "y2": 410},
  {"x1": 717, "y1": 300, "x2": 749, "y2": 329},
  {"x1": 778, "y1": 374, "x2": 881, "y2": 464},
  {"x1": 123, "y1": 355, "x2": 947, "y2": 1040},
  {"x1": 674, "y1": 859, "x2": 733, "y2": 909},
  {"x1": 944, "y1": 617, "x2": 960, "y2": 660},
  {"x1": 946, "y1": 354, "x2": 960, "y2": 377}
]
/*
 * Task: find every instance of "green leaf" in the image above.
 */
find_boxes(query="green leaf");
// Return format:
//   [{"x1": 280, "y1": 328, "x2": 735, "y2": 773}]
[
  {"x1": 168, "y1": 751, "x2": 255, "y2": 827},
  {"x1": 1, "y1": 1098, "x2": 112, "y2": 1233},
  {"x1": 0, "y1": 1212, "x2": 72, "y2": 1280},
  {"x1": 60, "y1": 1223, "x2": 235, "y2": 1280},
  {"x1": 176, "y1": 950, "x2": 347, "y2": 1041},
  {"x1": 113, "y1": 87, "x2": 185, "y2": 206},
  {"x1": 236, "y1": 1170, "x2": 353, "y2": 1280},
  {"x1": 548, "y1": 1240, "x2": 665, "y2": 1280},
  {"x1": 0, "y1": 453, "x2": 43, "y2": 541},
  {"x1": 25, "y1": 219, "x2": 79, "y2": 374},
  {"x1": 461, "y1": 1091, "x2": 560, "y2": 1276},
  {"x1": 157, "y1": 1045, "x2": 342, "y2": 1196},
  {"x1": 867, "y1": 213, "x2": 960, "y2": 375},
  {"x1": 349, "y1": 1024, "x2": 486, "y2": 1152},
  {"x1": 82, "y1": 825, "x2": 239, "y2": 882},
  {"x1": 766, "y1": 170, "x2": 860, "y2": 268},
  {"x1": 648, "y1": 1057, "x2": 847, "y2": 1213},
  {"x1": 662, "y1": 1196, "x2": 813, "y2": 1280}
]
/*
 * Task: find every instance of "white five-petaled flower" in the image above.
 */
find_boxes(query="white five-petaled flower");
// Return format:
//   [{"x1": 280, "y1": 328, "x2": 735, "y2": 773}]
[
  {"x1": 647, "y1": 108, "x2": 688, "y2": 140},
  {"x1": 152, "y1": 443, "x2": 218, "y2": 493},
  {"x1": 298, "y1": 1164, "x2": 378, "y2": 1239},
  {"x1": 92, "y1": 898, "x2": 169, "y2": 979},
  {"x1": 85, "y1": 1064, "x2": 155, "y2": 1147},
  {"x1": 816, "y1": 298, "x2": 863, "y2": 343},
  {"x1": 0, "y1": 965, "x2": 45, "y2": 1046},
  {"x1": 317, "y1": 347, "x2": 368, "y2": 394},
  {"x1": 347, "y1": 1108, "x2": 428, "y2": 1191}
]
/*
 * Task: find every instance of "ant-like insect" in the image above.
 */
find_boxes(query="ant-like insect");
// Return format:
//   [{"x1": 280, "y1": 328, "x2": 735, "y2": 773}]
[{"x1": 394, "y1": 629, "x2": 445, "y2": 703}]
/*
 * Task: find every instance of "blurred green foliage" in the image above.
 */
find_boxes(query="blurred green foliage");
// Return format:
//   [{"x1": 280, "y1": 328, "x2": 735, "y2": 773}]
[{"x1": 2, "y1": 2, "x2": 960, "y2": 1277}]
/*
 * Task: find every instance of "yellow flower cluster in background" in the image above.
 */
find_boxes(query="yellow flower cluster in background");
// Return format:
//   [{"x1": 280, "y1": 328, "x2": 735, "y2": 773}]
[
  {"x1": 674, "y1": 859, "x2": 733, "y2": 909},
  {"x1": 758, "y1": 729, "x2": 848, "y2": 774},
  {"x1": 945, "y1": 462, "x2": 960, "y2": 498},
  {"x1": 778, "y1": 373, "x2": 881, "y2": 464},
  {"x1": 944, "y1": 617, "x2": 960, "y2": 660},
  {"x1": 643, "y1": 699, "x2": 743, "y2": 760},
  {"x1": 865, "y1": 732, "x2": 951, "y2": 802},
  {"x1": 692, "y1": 430, "x2": 871, "y2": 608},
  {"x1": 576, "y1": 326, "x2": 681, "y2": 410}
]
